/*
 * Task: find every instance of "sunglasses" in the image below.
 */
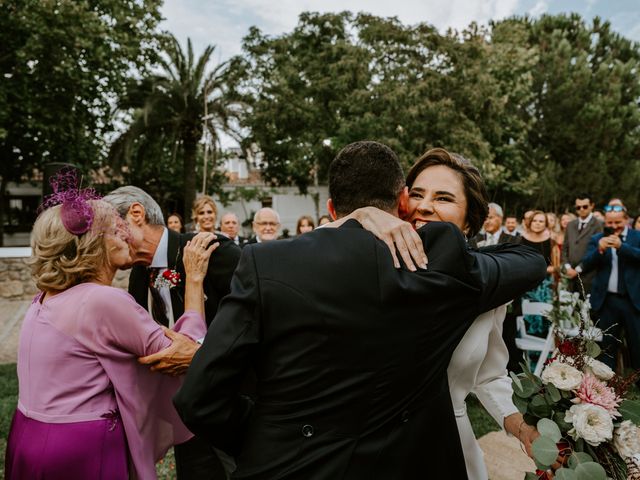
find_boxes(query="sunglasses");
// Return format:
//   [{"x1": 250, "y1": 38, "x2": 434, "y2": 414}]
[
  {"x1": 604, "y1": 205, "x2": 626, "y2": 213},
  {"x1": 575, "y1": 205, "x2": 591, "y2": 210}
]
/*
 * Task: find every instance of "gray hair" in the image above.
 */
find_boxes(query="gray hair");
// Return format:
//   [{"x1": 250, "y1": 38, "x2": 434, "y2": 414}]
[
  {"x1": 253, "y1": 207, "x2": 280, "y2": 223},
  {"x1": 103, "y1": 186, "x2": 165, "y2": 226},
  {"x1": 488, "y1": 202, "x2": 503, "y2": 218}
]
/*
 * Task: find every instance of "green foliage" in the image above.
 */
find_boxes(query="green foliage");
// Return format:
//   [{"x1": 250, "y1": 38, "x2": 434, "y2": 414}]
[
  {"x1": 108, "y1": 34, "x2": 244, "y2": 214},
  {"x1": 619, "y1": 399, "x2": 640, "y2": 426},
  {"x1": 0, "y1": 0, "x2": 162, "y2": 176}
]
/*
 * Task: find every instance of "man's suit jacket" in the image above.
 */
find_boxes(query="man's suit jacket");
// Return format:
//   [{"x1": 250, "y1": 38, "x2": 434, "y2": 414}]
[
  {"x1": 129, "y1": 229, "x2": 242, "y2": 326},
  {"x1": 561, "y1": 217, "x2": 603, "y2": 290},
  {"x1": 580, "y1": 228, "x2": 640, "y2": 311},
  {"x1": 174, "y1": 220, "x2": 545, "y2": 479},
  {"x1": 468, "y1": 231, "x2": 518, "y2": 248}
]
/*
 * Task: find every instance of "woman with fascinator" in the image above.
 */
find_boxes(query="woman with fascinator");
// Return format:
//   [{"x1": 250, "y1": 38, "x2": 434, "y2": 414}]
[{"x1": 5, "y1": 172, "x2": 216, "y2": 479}]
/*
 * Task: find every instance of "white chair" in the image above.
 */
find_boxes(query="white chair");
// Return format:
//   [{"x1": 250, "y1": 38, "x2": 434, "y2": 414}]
[{"x1": 515, "y1": 300, "x2": 554, "y2": 376}]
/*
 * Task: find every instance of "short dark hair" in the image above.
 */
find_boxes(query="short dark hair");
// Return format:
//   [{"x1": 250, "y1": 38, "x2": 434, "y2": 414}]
[
  {"x1": 406, "y1": 148, "x2": 489, "y2": 238},
  {"x1": 575, "y1": 193, "x2": 594, "y2": 204},
  {"x1": 329, "y1": 141, "x2": 405, "y2": 217}
]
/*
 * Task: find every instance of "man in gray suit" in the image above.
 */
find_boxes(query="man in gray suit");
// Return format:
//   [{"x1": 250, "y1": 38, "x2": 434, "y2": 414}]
[{"x1": 563, "y1": 193, "x2": 604, "y2": 295}]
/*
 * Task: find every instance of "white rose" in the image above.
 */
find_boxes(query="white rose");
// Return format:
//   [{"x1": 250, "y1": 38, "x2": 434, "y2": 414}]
[
  {"x1": 614, "y1": 420, "x2": 640, "y2": 459},
  {"x1": 585, "y1": 358, "x2": 615, "y2": 381},
  {"x1": 541, "y1": 361, "x2": 584, "y2": 391},
  {"x1": 565, "y1": 403, "x2": 613, "y2": 446}
]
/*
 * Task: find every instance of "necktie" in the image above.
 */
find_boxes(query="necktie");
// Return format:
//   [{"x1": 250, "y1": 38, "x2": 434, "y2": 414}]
[
  {"x1": 148, "y1": 268, "x2": 169, "y2": 327},
  {"x1": 579, "y1": 222, "x2": 585, "y2": 231}
]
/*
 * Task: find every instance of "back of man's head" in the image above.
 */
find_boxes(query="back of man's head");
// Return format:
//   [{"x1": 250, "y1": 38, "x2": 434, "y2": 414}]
[
  {"x1": 329, "y1": 141, "x2": 404, "y2": 218},
  {"x1": 103, "y1": 186, "x2": 165, "y2": 226}
]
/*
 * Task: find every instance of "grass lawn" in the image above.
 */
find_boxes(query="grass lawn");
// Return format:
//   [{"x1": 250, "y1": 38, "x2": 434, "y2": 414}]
[{"x1": 0, "y1": 364, "x2": 501, "y2": 479}]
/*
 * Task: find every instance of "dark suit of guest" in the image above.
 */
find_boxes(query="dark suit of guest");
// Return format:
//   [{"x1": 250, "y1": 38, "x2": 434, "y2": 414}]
[
  {"x1": 562, "y1": 215, "x2": 603, "y2": 295},
  {"x1": 468, "y1": 230, "x2": 518, "y2": 248},
  {"x1": 174, "y1": 221, "x2": 546, "y2": 479},
  {"x1": 129, "y1": 228, "x2": 241, "y2": 480},
  {"x1": 581, "y1": 228, "x2": 640, "y2": 369}
]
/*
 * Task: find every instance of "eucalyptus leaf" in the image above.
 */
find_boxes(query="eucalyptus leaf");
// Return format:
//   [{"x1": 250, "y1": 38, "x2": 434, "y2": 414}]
[
  {"x1": 568, "y1": 452, "x2": 594, "y2": 469},
  {"x1": 513, "y1": 394, "x2": 528, "y2": 414},
  {"x1": 532, "y1": 436, "x2": 559, "y2": 466},
  {"x1": 546, "y1": 383, "x2": 562, "y2": 403},
  {"x1": 619, "y1": 399, "x2": 640, "y2": 426},
  {"x1": 555, "y1": 468, "x2": 578, "y2": 480},
  {"x1": 553, "y1": 411, "x2": 573, "y2": 432},
  {"x1": 574, "y1": 462, "x2": 606, "y2": 480},
  {"x1": 525, "y1": 473, "x2": 540, "y2": 480},
  {"x1": 510, "y1": 371, "x2": 523, "y2": 391},
  {"x1": 586, "y1": 341, "x2": 601, "y2": 358},
  {"x1": 537, "y1": 418, "x2": 562, "y2": 442}
]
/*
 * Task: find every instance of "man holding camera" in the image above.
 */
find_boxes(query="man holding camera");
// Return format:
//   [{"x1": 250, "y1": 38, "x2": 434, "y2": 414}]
[{"x1": 579, "y1": 205, "x2": 640, "y2": 370}]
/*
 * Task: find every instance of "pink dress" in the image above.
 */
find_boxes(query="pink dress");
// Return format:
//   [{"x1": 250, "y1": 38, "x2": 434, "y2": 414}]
[{"x1": 5, "y1": 283, "x2": 206, "y2": 479}]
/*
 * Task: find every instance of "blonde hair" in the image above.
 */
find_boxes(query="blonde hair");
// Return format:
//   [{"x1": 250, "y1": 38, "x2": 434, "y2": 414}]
[
  {"x1": 29, "y1": 201, "x2": 115, "y2": 292},
  {"x1": 191, "y1": 196, "x2": 218, "y2": 224}
]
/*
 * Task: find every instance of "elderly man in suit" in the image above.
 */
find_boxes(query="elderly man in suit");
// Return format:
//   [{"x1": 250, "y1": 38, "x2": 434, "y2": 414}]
[
  {"x1": 173, "y1": 141, "x2": 546, "y2": 479},
  {"x1": 580, "y1": 206, "x2": 640, "y2": 370},
  {"x1": 248, "y1": 207, "x2": 281, "y2": 243},
  {"x1": 563, "y1": 193, "x2": 604, "y2": 295},
  {"x1": 469, "y1": 203, "x2": 516, "y2": 247},
  {"x1": 104, "y1": 186, "x2": 241, "y2": 480}
]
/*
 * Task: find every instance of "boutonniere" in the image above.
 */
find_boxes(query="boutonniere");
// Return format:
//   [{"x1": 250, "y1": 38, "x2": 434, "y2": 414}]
[{"x1": 153, "y1": 269, "x2": 181, "y2": 289}]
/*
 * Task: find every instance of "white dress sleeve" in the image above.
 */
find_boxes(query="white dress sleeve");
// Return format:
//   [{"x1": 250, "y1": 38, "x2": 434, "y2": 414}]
[{"x1": 471, "y1": 306, "x2": 519, "y2": 428}]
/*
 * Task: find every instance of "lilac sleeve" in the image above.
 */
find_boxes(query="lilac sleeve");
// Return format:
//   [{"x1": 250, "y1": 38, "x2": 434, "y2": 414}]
[{"x1": 72, "y1": 286, "x2": 206, "y2": 478}]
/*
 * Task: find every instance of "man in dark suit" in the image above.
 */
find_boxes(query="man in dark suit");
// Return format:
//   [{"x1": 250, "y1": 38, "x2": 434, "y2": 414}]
[
  {"x1": 580, "y1": 206, "x2": 640, "y2": 370},
  {"x1": 247, "y1": 207, "x2": 281, "y2": 244},
  {"x1": 468, "y1": 203, "x2": 517, "y2": 248},
  {"x1": 220, "y1": 212, "x2": 249, "y2": 248},
  {"x1": 173, "y1": 141, "x2": 546, "y2": 479},
  {"x1": 563, "y1": 193, "x2": 604, "y2": 295},
  {"x1": 104, "y1": 186, "x2": 241, "y2": 480}
]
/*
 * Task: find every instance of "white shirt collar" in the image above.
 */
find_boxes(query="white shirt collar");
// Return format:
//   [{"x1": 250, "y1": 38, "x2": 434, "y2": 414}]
[
  {"x1": 149, "y1": 227, "x2": 169, "y2": 268},
  {"x1": 622, "y1": 226, "x2": 629, "y2": 239},
  {"x1": 580, "y1": 213, "x2": 593, "y2": 224}
]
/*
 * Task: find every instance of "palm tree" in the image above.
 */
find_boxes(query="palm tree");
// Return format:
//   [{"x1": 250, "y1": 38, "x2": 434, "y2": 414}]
[{"x1": 109, "y1": 35, "x2": 242, "y2": 214}]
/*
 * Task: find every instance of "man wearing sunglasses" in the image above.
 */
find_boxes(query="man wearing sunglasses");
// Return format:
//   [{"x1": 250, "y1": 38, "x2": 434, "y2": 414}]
[
  {"x1": 579, "y1": 205, "x2": 640, "y2": 371},
  {"x1": 563, "y1": 193, "x2": 603, "y2": 295}
]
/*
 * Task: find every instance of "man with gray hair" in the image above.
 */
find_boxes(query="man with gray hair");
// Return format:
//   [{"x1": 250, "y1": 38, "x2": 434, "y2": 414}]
[
  {"x1": 248, "y1": 207, "x2": 281, "y2": 243},
  {"x1": 103, "y1": 186, "x2": 241, "y2": 480},
  {"x1": 469, "y1": 202, "x2": 517, "y2": 247}
]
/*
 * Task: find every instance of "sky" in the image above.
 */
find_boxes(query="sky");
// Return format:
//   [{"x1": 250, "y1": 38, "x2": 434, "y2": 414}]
[{"x1": 160, "y1": 0, "x2": 640, "y2": 62}]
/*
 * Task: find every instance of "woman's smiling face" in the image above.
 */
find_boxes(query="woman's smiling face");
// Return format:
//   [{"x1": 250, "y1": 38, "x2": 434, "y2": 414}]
[{"x1": 406, "y1": 165, "x2": 468, "y2": 233}]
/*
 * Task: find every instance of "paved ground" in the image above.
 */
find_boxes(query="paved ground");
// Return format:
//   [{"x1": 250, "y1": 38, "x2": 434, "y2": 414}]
[{"x1": 0, "y1": 297, "x2": 534, "y2": 479}]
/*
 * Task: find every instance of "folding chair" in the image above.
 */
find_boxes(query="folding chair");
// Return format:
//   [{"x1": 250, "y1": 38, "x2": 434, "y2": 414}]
[{"x1": 515, "y1": 300, "x2": 554, "y2": 376}]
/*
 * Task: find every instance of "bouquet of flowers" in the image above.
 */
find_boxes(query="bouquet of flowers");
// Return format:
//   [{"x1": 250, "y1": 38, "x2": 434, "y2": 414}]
[{"x1": 513, "y1": 279, "x2": 640, "y2": 479}]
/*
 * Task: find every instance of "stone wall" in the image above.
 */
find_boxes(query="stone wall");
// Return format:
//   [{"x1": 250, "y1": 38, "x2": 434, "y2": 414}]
[
  {"x1": 0, "y1": 256, "x2": 130, "y2": 300},
  {"x1": 0, "y1": 257, "x2": 37, "y2": 300}
]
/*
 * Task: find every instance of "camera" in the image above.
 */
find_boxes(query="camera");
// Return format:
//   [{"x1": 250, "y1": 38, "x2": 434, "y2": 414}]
[{"x1": 603, "y1": 226, "x2": 615, "y2": 236}]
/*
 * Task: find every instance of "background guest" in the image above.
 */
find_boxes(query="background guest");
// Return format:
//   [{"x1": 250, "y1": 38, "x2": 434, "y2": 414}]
[
  {"x1": 563, "y1": 193, "x2": 603, "y2": 295},
  {"x1": 167, "y1": 212, "x2": 185, "y2": 233},
  {"x1": 318, "y1": 214, "x2": 332, "y2": 226},
  {"x1": 220, "y1": 212, "x2": 248, "y2": 247},
  {"x1": 580, "y1": 206, "x2": 640, "y2": 371},
  {"x1": 469, "y1": 203, "x2": 516, "y2": 247},
  {"x1": 633, "y1": 214, "x2": 640, "y2": 231},
  {"x1": 296, "y1": 215, "x2": 315, "y2": 235},
  {"x1": 249, "y1": 207, "x2": 280, "y2": 243},
  {"x1": 191, "y1": 195, "x2": 218, "y2": 233},
  {"x1": 504, "y1": 215, "x2": 520, "y2": 237}
]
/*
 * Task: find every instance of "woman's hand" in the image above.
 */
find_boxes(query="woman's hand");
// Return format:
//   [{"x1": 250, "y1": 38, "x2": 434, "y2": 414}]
[
  {"x1": 183, "y1": 232, "x2": 218, "y2": 283},
  {"x1": 326, "y1": 207, "x2": 427, "y2": 270}
]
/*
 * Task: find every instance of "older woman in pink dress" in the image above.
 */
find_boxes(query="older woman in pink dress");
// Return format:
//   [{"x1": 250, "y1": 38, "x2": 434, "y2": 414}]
[{"x1": 5, "y1": 194, "x2": 215, "y2": 479}]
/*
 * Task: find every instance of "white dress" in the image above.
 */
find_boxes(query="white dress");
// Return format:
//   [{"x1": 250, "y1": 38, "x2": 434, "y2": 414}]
[{"x1": 447, "y1": 305, "x2": 518, "y2": 480}]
